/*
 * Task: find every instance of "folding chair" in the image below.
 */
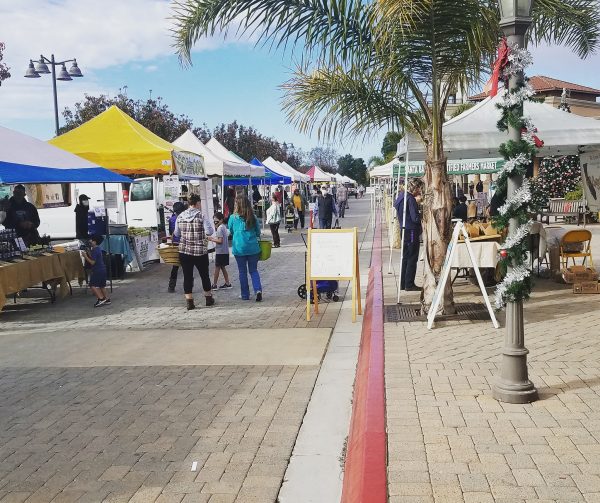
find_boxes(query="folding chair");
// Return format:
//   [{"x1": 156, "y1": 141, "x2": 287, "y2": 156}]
[{"x1": 559, "y1": 229, "x2": 593, "y2": 269}]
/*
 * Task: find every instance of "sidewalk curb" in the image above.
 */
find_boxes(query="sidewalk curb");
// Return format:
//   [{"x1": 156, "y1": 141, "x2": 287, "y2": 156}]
[{"x1": 341, "y1": 209, "x2": 387, "y2": 503}]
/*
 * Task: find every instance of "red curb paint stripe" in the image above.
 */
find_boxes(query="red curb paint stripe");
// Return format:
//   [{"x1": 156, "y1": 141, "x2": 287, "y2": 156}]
[{"x1": 341, "y1": 210, "x2": 387, "y2": 503}]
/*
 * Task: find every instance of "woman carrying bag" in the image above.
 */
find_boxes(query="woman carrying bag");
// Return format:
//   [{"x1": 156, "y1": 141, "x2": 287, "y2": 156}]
[
  {"x1": 266, "y1": 193, "x2": 282, "y2": 248},
  {"x1": 228, "y1": 196, "x2": 263, "y2": 302}
]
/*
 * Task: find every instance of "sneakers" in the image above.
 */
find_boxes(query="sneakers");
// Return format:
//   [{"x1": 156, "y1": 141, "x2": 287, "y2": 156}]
[
  {"x1": 256, "y1": 292, "x2": 262, "y2": 302},
  {"x1": 186, "y1": 299, "x2": 196, "y2": 310},
  {"x1": 211, "y1": 284, "x2": 218, "y2": 290},
  {"x1": 218, "y1": 283, "x2": 232, "y2": 289},
  {"x1": 94, "y1": 298, "x2": 110, "y2": 308},
  {"x1": 205, "y1": 296, "x2": 215, "y2": 307}
]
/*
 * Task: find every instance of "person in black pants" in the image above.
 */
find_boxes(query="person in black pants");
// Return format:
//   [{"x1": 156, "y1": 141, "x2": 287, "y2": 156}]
[
  {"x1": 315, "y1": 186, "x2": 337, "y2": 229},
  {"x1": 266, "y1": 194, "x2": 281, "y2": 247},
  {"x1": 393, "y1": 179, "x2": 424, "y2": 291},
  {"x1": 173, "y1": 194, "x2": 215, "y2": 310}
]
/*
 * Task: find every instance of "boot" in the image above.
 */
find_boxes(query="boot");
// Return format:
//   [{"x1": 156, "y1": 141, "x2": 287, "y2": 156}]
[
  {"x1": 186, "y1": 298, "x2": 195, "y2": 310},
  {"x1": 205, "y1": 296, "x2": 215, "y2": 307}
]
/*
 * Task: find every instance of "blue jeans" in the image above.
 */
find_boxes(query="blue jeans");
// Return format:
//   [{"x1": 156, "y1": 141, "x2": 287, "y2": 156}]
[
  {"x1": 235, "y1": 253, "x2": 262, "y2": 299},
  {"x1": 319, "y1": 218, "x2": 332, "y2": 229}
]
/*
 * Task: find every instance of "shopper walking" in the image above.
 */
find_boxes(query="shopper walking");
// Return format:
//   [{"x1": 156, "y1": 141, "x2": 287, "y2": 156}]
[
  {"x1": 174, "y1": 194, "x2": 214, "y2": 310},
  {"x1": 336, "y1": 184, "x2": 348, "y2": 218},
  {"x1": 393, "y1": 179, "x2": 423, "y2": 291},
  {"x1": 228, "y1": 196, "x2": 263, "y2": 302},
  {"x1": 74, "y1": 194, "x2": 90, "y2": 239},
  {"x1": 292, "y1": 188, "x2": 305, "y2": 229},
  {"x1": 315, "y1": 186, "x2": 337, "y2": 229},
  {"x1": 266, "y1": 194, "x2": 282, "y2": 248},
  {"x1": 167, "y1": 202, "x2": 186, "y2": 293}
]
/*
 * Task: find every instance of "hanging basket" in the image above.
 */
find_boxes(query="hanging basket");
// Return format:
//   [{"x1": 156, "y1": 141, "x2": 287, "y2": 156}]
[{"x1": 158, "y1": 244, "x2": 180, "y2": 266}]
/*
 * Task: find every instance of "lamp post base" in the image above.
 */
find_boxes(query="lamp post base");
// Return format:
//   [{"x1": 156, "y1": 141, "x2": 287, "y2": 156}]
[{"x1": 493, "y1": 301, "x2": 538, "y2": 404}]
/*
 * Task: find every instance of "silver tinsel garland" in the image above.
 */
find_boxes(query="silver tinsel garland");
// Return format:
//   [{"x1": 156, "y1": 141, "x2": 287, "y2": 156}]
[
  {"x1": 495, "y1": 265, "x2": 531, "y2": 310},
  {"x1": 498, "y1": 178, "x2": 532, "y2": 216}
]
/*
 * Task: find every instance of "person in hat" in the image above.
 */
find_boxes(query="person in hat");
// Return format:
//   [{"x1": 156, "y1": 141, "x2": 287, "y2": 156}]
[
  {"x1": 167, "y1": 202, "x2": 186, "y2": 293},
  {"x1": 83, "y1": 234, "x2": 111, "y2": 307},
  {"x1": 74, "y1": 194, "x2": 90, "y2": 239}
]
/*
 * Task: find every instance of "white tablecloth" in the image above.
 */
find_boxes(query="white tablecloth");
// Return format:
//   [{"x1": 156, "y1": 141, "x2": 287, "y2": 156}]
[{"x1": 451, "y1": 241, "x2": 500, "y2": 269}]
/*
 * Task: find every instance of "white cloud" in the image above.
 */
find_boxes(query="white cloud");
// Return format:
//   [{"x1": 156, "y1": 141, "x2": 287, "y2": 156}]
[{"x1": 0, "y1": 0, "x2": 235, "y2": 125}]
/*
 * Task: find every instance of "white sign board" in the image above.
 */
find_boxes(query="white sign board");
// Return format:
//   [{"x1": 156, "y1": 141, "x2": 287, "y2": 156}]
[
  {"x1": 104, "y1": 191, "x2": 118, "y2": 209},
  {"x1": 309, "y1": 231, "x2": 355, "y2": 279},
  {"x1": 580, "y1": 151, "x2": 600, "y2": 212}
]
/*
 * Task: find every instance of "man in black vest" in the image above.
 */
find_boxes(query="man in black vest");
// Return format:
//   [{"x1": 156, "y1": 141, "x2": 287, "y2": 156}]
[{"x1": 315, "y1": 185, "x2": 337, "y2": 229}]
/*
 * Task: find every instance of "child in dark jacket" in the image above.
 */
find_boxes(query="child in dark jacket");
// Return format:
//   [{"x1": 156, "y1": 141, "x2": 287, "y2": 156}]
[{"x1": 168, "y1": 202, "x2": 186, "y2": 292}]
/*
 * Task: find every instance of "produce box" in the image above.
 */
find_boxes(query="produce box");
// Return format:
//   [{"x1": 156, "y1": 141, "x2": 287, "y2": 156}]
[
  {"x1": 573, "y1": 281, "x2": 600, "y2": 294},
  {"x1": 562, "y1": 266, "x2": 598, "y2": 284}
]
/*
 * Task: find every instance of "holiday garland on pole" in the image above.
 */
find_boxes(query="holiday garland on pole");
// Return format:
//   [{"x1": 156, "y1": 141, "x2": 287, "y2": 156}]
[{"x1": 492, "y1": 41, "x2": 542, "y2": 309}]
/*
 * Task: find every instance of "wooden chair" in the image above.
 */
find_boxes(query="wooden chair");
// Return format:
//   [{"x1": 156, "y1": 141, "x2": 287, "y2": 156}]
[{"x1": 560, "y1": 230, "x2": 593, "y2": 269}]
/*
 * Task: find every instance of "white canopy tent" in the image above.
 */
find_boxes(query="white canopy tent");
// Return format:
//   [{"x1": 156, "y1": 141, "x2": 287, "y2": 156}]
[
  {"x1": 334, "y1": 173, "x2": 345, "y2": 183},
  {"x1": 369, "y1": 158, "x2": 396, "y2": 178},
  {"x1": 280, "y1": 160, "x2": 310, "y2": 182},
  {"x1": 205, "y1": 138, "x2": 264, "y2": 177},
  {"x1": 397, "y1": 91, "x2": 600, "y2": 161},
  {"x1": 263, "y1": 157, "x2": 302, "y2": 182},
  {"x1": 308, "y1": 165, "x2": 334, "y2": 183},
  {"x1": 173, "y1": 130, "x2": 257, "y2": 177}
]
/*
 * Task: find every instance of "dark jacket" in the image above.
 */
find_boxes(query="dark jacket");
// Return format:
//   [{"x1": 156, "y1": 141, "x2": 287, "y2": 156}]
[
  {"x1": 317, "y1": 194, "x2": 336, "y2": 220},
  {"x1": 452, "y1": 203, "x2": 468, "y2": 222},
  {"x1": 169, "y1": 213, "x2": 180, "y2": 243},
  {"x1": 5, "y1": 197, "x2": 40, "y2": 243},
  {"x1": 394, "y1": 191, "x2": 421, "y2": 240},
  {"x1": 74, "y1": 204, "x2": 89, "y2": 239}
]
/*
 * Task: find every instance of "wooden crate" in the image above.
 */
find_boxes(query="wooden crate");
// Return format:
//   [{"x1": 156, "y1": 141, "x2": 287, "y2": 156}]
[
  {"x1": 562, "y1": 266, "x2": 598, "y2": 284},
  {"x1": 573, "y1": 281, "x2": 600, "y2": 294}
]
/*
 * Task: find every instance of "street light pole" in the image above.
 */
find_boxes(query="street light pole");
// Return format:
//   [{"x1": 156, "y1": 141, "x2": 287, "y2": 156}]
[
  {"x1": 492, "y1": 0, "x2": 538, "y2": 404},
  {"x1": 50, "y1": 55, "x2": 60, "y2": 137},
  {"x1": 24, "y1": 54, "x2": 83, "y2": 137}
]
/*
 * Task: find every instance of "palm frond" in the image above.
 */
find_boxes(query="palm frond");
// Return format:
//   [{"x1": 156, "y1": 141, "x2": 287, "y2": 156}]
[
  {"x1": 530, "y1": 0, "x2": 600, "y2": 58},
  {"x1": 171, "y1": 0, "x2": 374, "y2": 65},
  {"x1": 281, "y1": 63, "x2": 429, "y2": 145}
]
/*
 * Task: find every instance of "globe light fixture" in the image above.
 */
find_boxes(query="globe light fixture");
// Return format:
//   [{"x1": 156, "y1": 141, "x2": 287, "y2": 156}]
[{"x1": 24, "y1": 54, "x2": 84, "y2": 136}]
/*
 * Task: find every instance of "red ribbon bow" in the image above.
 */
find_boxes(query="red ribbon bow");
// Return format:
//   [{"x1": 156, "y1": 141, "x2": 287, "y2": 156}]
[{"x1": 490, "y1": 38, "x2": 510, "y2": 97}]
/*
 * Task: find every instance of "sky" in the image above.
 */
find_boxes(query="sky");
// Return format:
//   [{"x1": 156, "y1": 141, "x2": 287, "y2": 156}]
[{"x1": 2, "y1": 0, "x2": 600, "y2": 165}]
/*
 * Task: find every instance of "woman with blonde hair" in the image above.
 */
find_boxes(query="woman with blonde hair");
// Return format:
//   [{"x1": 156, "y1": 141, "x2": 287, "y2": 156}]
[{"x1": 228, "y1": 196, "x2": 263, "y2": 301}]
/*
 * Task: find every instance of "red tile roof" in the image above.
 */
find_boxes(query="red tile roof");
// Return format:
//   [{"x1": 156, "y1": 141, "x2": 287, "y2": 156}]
[{"x1": 469, "y1": 75, "x2": 600, "y2": 101}]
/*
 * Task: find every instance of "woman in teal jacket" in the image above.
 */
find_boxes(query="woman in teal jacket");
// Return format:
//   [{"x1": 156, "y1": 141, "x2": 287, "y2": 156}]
[{"x1": 228, "y1": 196, "x2": 263, "y2": 301}]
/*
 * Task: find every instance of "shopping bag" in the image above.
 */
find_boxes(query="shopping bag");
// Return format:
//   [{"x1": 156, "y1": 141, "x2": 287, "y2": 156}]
[{"x1": 258, "y1": 240, "x2": 272, "y2": 261}]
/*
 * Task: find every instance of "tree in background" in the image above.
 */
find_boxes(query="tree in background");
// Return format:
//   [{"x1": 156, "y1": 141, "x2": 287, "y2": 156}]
[
  {"x1": 60, "y1": 91, "x2": 193, "y2": 141},
  {"x1": 60, "y1": 93, "x2": 303, "y2": 168},
  {"x1": 368, "y1": 155, "x2": 385, "y2": 167},
  {"x1": 307, "y1": 146, "x2": 339, "y2": 172},
  {"x1": 338, "y1": 154, "x2": 368, "y2": 186},
  {"x1": 381, "y1": 132, "x2": 402, "y2": 162},
  {"x1": 0, "y1": 42, "x2": 11, "y2": 87}
]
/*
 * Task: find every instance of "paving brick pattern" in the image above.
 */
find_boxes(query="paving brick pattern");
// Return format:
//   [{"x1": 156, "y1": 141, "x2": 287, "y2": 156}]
[
  {"x1": 384, "y1": 222, "x2": 600, "y2": 503},
  {"x1": 0, "y1": 365, "x2": 318, "y2": 503}
]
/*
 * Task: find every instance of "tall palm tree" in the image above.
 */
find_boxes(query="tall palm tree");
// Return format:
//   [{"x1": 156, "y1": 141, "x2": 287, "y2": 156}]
[{"x1": 172, "y1": 0, "x2": 599, "y2": 312}]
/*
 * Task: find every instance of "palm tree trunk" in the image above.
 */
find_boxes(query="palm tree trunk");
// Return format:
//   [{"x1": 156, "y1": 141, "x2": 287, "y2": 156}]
[{"x1": 421, "y1": 154, "x2": 456, "y2": 315}]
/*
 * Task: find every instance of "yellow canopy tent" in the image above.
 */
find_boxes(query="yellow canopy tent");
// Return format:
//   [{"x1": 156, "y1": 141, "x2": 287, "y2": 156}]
[{"x1": 49, "y1": 106, "x2": 203, "y2": 177}]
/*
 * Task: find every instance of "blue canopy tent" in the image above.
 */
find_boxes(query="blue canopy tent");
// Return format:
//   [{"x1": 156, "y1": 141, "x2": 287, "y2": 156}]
[
  {"x1": 0, "y1": 125, "x2": 131, "y2": 184},
  {"x1": 223, "y1": 158, "x2": 292, "y2": 186}
]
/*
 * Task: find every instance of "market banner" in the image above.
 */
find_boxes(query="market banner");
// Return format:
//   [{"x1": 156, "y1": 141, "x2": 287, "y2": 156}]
[
  {"x1": 580, "y1": 151, "x2": 600, "y2": 212},
  {"x1": 392, "y1": 158, "x2": 505, "y2": 177},
  {"x1": 172, "y1": 151, "x2": 205, "y2": 179},
  {"x1": 25, "y1": 184, "x2": 68, "y2": 208}
]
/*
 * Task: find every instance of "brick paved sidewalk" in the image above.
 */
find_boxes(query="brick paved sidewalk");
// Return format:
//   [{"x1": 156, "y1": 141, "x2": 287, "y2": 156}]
[{"x1": 384, "y1": 222, "x2": 600, "y2": 503}]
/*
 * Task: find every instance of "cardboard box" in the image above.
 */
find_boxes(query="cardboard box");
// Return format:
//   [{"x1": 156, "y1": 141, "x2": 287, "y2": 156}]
[
  {"x1": 573, "y1": 281, "x2": 600, "y2": 294},
  {"x1": 562, "y1": 266, "x2": 598, "y2": 284}
]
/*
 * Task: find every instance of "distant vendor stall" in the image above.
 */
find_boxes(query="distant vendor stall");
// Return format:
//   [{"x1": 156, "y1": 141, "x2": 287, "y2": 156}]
[{"x1": 0, "y1": 125, "x2": 130, "y2": 310}]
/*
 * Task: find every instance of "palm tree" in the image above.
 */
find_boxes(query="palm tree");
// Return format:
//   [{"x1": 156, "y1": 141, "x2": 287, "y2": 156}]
[{"x1": 172, "y1": 0, "x2": 599, "y2": 312}]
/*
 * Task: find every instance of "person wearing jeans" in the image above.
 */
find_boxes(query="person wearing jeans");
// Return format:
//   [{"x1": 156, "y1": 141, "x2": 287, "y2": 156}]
[
  {"x1": 228, "y1": 196, "x2": 263, "y2": 301},
  {"x1": 315, "y1": 186, "x2": 337, "y2": 229}
]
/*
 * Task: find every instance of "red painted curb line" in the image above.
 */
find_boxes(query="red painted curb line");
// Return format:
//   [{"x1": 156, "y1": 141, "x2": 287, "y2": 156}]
[{"x1": 341, "y1": 210, "x2": 387, "y2": 503}]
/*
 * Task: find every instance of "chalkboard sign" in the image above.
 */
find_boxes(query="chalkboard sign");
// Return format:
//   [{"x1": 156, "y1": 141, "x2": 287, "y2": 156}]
[{"x1": 306, "y1": 228, "x2": 362, "y2": 322}]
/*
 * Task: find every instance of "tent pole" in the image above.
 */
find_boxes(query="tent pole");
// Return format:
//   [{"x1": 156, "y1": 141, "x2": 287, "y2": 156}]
[
  {"x1": 388, "y1": 158, "x2": 403, "y2": 274},
  {"x1": 397, "y1": 142, "x2": 410, "y2": 304},
  {"x1": 103, "y1": 182, "x2": 113, "y2": 293}
]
